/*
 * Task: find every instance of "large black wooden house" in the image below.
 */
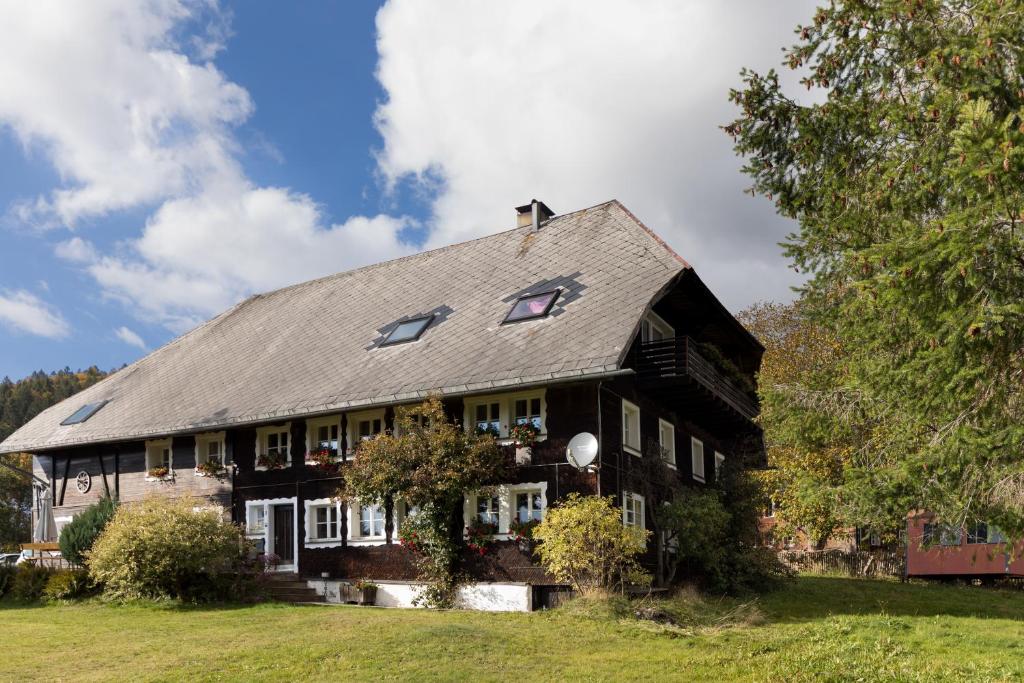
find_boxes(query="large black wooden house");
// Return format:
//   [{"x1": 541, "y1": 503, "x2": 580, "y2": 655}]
[{"x1": 0, "y1": 200, "x2": 763, "y2": 609}]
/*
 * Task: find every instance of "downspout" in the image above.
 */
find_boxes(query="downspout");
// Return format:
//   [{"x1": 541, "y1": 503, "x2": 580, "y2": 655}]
[{"x1": 596, "y1": 380, "x2": 603, "y2": 497}]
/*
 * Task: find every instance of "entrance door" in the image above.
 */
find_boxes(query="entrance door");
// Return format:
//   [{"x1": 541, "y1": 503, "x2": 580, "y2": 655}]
[{"x1": 272, "y1": 504, "x2": 294, "y2": 564}]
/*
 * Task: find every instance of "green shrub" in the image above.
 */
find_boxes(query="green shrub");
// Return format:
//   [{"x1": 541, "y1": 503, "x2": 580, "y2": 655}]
[
  {"x1": 88, "y1": 497, "x2": 249, "y2": 601},
  {"x1": 42, "y1": 569, "x2": 93, "y2": 602},
  {"x1": 533, "y1": 494, "x2": 651, "y2": 594},
  {"x1": 0, "y1": 564, "x2": 16, "y2": 598},
  {"x1": 10, "y1": 565, "x2": 53, "y2": 602},
  {"x1": 59, "y1": 497, "x2": 116, "y2": 566}
]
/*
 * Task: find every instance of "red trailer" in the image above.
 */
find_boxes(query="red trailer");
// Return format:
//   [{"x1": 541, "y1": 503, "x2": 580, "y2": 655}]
[{"x1": 906, "y1": 512, "x2": 1024, "y2": 579}]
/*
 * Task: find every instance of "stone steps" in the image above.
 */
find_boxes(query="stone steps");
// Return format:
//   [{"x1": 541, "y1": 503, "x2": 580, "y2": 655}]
[{"x1": 265, "y1": 572, "x2": 325, "y2": 604}]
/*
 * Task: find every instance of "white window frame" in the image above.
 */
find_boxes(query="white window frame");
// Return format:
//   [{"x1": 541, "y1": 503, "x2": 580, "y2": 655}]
[
  {"x1": 304, "y1": 497, "x2": 344, "y2": 547},
  {"x1": 305, "y1": 415, "x2": 342, "y2": 461},
  {"x1": 255, "y1": 424, "x2": 292, "y2": 470},
  {"x1": 623, "y1": 491, "x2": 645, "y2": 530},
  {"x1": 658, "y1": 418, "x2": 676, "y2": 467},
  {"x1": 347, "y1": 408, "x2": 386, "y2": 449},
  {"x1": 348, "y1": 500, "x2": 386, "y2": 545},
  {"x1": 462, "y1": 482, "x2": 549, "y2": 538},
  {"x1": 243, "y1": 497, "x2": 298, "y2": 572},
  {"x1": 621, "y1": 399, "x2": 641, "y2": 456},
  {"x1": 194, "y1": 431, "x2": 227, "y2": 468},
  {"x1": 715, "y1": 451, "x2": 726, "y2": 481},
  {"x1": 145, "y1": 438, "x2": 173, "y2": 478},
  {"x1": 462, "y1": 389, "x2": 547, "y2": 443},
  {"x1": 691, "y1": 437, "x2": 705, "y2": 483},
  {"x1": 640, "y1": 311, "x2": 674, "y2": 342}
]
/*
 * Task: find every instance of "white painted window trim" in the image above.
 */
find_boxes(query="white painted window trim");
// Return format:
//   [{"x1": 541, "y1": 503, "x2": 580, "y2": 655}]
[
  {"x1": 691, "y1": 437, "x2": 706, "y2": 483},
  {"x1": 622, "y1": 491, "x2": 645, "y2": 530},
  {"x1": 144, "y1": 438, "x2": 173, "y2": 480},
  {"x1": 346, "y1": 408, "x2": 386, "y2": 448},
  {"x1": 715, "y1": 451, "x2": 726, "y2": 481},
  {"x1": 305, "y1": 415, "x2": 342, "y2": 462},
  {"x1": 194, "y1": 431, "x2": 227, "y2": 469},
  {"x1": 255, "y1": 423, "x2": 292, "y2": 470},
  {"x1": 462, "y1": 482, "x2": 548, "y2": 539},
  {"x1": 243, "y1": 497, "x2": 298, "y2": 572},
  {"x1": 304, "y1": 497, "x2": 344, "y2": 548},
  {"x1": 462, "y1": 389, "x2": 548, "y2": 443},
  {"x1": 641, "y1": 311, "x2": 674, "y2": 342},
  {"x1": 347, "y1": 498, "x2": 387, "y2": 546},
  {"x1": 658, "y1": 418, "x2": 676, "y2": 467},
  {"x1": 621, "y1": 399, "x2": 641, "y2": 456}
]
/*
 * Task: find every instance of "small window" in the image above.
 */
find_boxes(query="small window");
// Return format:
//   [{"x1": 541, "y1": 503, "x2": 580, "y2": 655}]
[
  {"x1": 476, "y1": 495, "x2": 499, "y2": 526},
  {"x1": 358, "y1": 504, "x2": 385, "y2": 538},
  {"x1": 640, "y1": 312, "x2": 673, "y2": 343},
  {"x1": 514, "y1": 397, "x2": 542, "y2": 431},
  {"x1": 715, "y1": 452, "x2": 726, "y2": 480},
  {"x1": 145, "y1": 439, "x2": 172, "y2": 473},
  {"x1": 924, "y1": 522, "x2": 960, "y2": 546},
  {"x1": 195, "y1": 432, "x2": 227, "y2": 467},
  {"x1": 381, "y1": 316, "x2": 433, "y2": 346},
  {"x1": 247, "y1": 504, "x2": 266, "y2": 533},
  {"x1": 503, "y1": 290, "x2": 559, "y2": 323},
  {"x1": 691, "y1": 438, "x2": 705, "y2": 482},
  {"x1": 623, "y1": 492, "x2": 645, "y2": 529},
  {"x1": 312, "y1": 504, "x2": 339, "y2": 540},
  {"x1": 474, "y1": 402, "x2": 501, "y2": 435},
  {"x1": 622, "y1": 400, "x2": 641, "y2": 455},
  {"x1": 348, "y1": 410, "x2": 385, "y2": 447},
  {"x1": 515, "y1": 491, "x2": 543, "y2": 523},
  {"x1": 358, "y1": 418, "x2": 382, "y2": 441},
  {"x1": 60, "y1": 400, "x2": 108, "y2": 425},
  {"x1": 658, "y1": 419, "x2": 676, "y2": 466}
]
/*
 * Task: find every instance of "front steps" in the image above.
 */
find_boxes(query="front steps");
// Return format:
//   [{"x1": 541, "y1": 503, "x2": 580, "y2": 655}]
[{"x1": 265, "y1": 572, "x2": 325, "y2": 604}]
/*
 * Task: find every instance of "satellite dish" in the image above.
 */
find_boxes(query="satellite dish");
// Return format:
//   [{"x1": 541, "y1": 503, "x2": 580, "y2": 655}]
[{"x1": 566, "y1": 432, "x2": 598, "y2": 469}]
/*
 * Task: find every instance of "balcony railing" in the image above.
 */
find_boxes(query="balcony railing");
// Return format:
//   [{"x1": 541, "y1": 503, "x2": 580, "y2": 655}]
[{"x1": 634, "y1": 336, "x2": 758, "y2": 422}]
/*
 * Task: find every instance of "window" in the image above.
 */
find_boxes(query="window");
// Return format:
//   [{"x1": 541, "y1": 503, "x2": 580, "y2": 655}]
[
  {"x1": 622, "y1": 400, "x2": 641, "y2": 455},
  {"x1": 715, "y1": 452, "x2": 726, "y2": 481},
  {"x1": 515, "y1": 491, "x2": 543, "y2": 523},
  {"x1": 195, "y1": 432, "x2": 227, "y2": 467},
  {"x1": 623, "y1": 492, "x2": 645, "y2": 529},
  {"x1": 658, "y1": 419, "x2": 676, "y2": 466},
  {"x1": 306, "y1": 416, "x2": 341, "y2": 457},
  {"x1": 464, "y1": 391, "x2": 546, "y2": 440},
  {"x1": 312, "y1": 504, "x2": 339, "y2": 540},
  {"x1": 246, "y1": 504, "x2": 266, "y2": 533},
  {"x1": 349, "y1": 409, "x2": 385, "y2": 446},
  {"x1": 640, "y1": 312, "x2": 673, "y2": 342},
  {"x1": 60, "y1": 400, "x2": 109, "y2": 425},
  {"x1": 476, "y1": 495, "x2": 499, "y2": 526},
  {"x1": 145, "y1": 438, "x2": 172, "y2": 473},
  {"x1": 503, "y1": 290, "x2": 559, "y2": 323},
  {"x1": 358, "y1": 504, "x2": 385, "y2": 538},
  {"x1": 514, "y1": 397, "x2": 542, "y2": 431},
  {"x1": 691, "y1": 437, "x2": 705, "y2": 482},
  {"x1": 968, "y1": 522, "x2": 1007, "y2": 544},
  {"x1": 256, "y1": 425, "x2": 291, "y2": 468},
  {"x1": 381, "y1": 316, "x2": 433, "y2": 346},
  {"x1": 989, "y1": 526, "x2": 1008, "y2": 544},
  {"x1": 924, "y1": 522, "x2": 960, "y2": 546},
  {"x1": 473, "y1": 402, "x2": 501, "y2": 435}
]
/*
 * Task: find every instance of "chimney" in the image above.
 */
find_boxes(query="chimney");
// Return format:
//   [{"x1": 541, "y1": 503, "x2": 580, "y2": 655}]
[{"x1": 515, "y1": 199, "x2": 555, "y2": 231}]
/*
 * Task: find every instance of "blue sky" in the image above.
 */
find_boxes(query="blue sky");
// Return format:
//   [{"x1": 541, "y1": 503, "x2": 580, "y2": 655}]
[{"x1": 0, "y1": 1, "x2": 817, "y2": 381}]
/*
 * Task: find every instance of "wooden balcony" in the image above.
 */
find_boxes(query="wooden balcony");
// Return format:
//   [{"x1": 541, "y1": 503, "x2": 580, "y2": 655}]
[{"x1": 634, "y1": 337, "x2": 759, "y2": 424}]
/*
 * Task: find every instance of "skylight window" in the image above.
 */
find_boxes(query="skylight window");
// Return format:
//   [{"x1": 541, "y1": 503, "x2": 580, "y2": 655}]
[
  {"x1": 382, "y1": 316, "x2": 433, "y2": 346},
  {"x1": 60, "y1": 400, "x2": 108, "y2": 426},
  {"x1": 503, "y1": 290, "x2": 559, "y2": 323}
]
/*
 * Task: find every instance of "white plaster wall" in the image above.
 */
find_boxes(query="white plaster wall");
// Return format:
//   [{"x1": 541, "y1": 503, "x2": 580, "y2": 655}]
[{"x1": 307, "y1": 579, "x2": 532, "y2": 612}]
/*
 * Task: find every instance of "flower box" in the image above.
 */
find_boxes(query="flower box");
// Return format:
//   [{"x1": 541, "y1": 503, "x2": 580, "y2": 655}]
[{"x1": 146, "y1": 466, "x2": 172, "y2": 481}]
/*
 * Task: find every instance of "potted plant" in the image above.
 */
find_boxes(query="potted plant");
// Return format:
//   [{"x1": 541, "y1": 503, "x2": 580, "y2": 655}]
[
  {"x1": 256, "y1": 451, "x2": 287, "y2": 470},
  {"x1": 305, "y1": 447, "x2": 339, "y2": 473},
  {"x1": 509, "y1": 517, "x2": 540, "y2": 551},
  {"x1": 465, "y1": 519, "x2": 498, "y2": 556},
  {"x1": 353, "y1": 579, "x2": 378, "y2": 605},
  {"x1": 509, "y1": 422, "x2": 539, "y2": 464},
  {"x1": 194, "y1": 459, "x2": 226, "y2": 477},
  {"x1": 147, "y1": 466, "x2": 170, "y2": 480}
]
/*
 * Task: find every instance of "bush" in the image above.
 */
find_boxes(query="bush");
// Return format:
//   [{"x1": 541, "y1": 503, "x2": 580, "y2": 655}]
[
  {"x1": 533, "y1": 494, "x2": 651, "y2": 594},
  {"x1": 88, "y1": 497, "x2": 250, "y2": 601},
  {"x1": 59, "y1": 497, "x2": 117, "y2": 566},
  {"x1": 10, "y1": 565, "x2": 53, "y2": 602},
  {"x1": 42, "y1": 569, "x2": 93, "y2": 602},
  {"x1": 0, "y1": 564, "x2": 16, "y2": 598}
]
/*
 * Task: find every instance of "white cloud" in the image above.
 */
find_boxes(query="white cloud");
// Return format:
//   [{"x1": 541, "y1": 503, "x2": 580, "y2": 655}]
[
  {"x1": 0, "y1": 290, "x2": 70, "y2": 338},
  {"x1": 374, "y1": 0, "x2": 819, "y2": 310},
  {"x1": 0, "y1": 0, "x2": 413, "y2": 331},
  {"x1": 114, "y1": 325, "x2": 147, "y2": 349}
]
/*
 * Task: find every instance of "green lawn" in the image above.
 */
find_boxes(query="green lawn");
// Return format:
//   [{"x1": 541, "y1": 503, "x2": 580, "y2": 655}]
[{"x1": 3, "y1": 576, "x2": 1024, "y2": 681}]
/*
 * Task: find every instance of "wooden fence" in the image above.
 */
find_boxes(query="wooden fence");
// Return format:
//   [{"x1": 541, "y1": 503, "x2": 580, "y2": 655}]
[{"x1": 779, "y1": 549, "x2": 906, "y2": 579}]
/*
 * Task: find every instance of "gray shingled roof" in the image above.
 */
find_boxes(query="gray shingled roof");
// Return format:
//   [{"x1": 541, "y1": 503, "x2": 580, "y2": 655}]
[{"x1": 0, "y1": 200, "x2": 689, "y2": 454}]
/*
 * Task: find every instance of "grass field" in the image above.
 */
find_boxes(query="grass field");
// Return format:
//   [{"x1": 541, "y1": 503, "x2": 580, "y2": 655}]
[{"x1": 3, "y1": 575, "x2": 1024, "y2": 682}]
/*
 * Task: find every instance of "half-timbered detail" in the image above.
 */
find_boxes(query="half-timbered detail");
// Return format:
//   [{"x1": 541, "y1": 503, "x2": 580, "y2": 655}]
[{"x1": 1, "y1": 199, "x2": 763, "y2": 608}]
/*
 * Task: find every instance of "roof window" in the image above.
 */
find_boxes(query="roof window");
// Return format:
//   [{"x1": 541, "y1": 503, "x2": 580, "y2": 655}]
[
  {"x1": 60, "y1": 400, "x2": 108, "y2": 426},
  {"x1": 503, "y1": 290, "x2": 559, "y2": 323},
  {"x1": 381, "y1": 316, "x2": 433, "y2": 346}
]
